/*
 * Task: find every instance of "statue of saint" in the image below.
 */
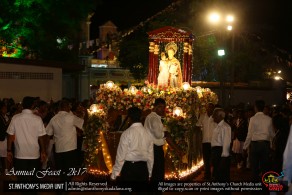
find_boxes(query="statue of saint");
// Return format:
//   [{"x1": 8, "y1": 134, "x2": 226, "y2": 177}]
[
  {"x1": 157, "y1": 52, "x2": 169, "y2": 87},
  {"x1": 165, "y1": 42, "x2": 182, "y2": 88}
]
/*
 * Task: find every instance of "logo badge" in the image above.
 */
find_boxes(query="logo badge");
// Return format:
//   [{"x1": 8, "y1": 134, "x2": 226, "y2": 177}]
[{"x1": 262, "y1": 171, "x2": 285, "y2": 192}]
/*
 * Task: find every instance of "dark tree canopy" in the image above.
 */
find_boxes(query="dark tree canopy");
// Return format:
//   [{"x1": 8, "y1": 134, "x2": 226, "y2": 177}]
[
  {"x1": 118, "y1": 29, "x2": 149, "y2": 82},
  {"x1": 0, "y1": 0, "x2": 99, "y2": 61}
]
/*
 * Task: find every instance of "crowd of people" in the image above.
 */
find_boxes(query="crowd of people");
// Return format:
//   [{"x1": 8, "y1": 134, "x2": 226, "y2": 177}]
[
  {"x1": 197, "y1": 99, "x2": 292, "y2": 189},
  {"x1": 0, "y1": 95, "x2": 292, "y2": 194},
  {"x1": 0, "y1": 97, "x2": 90, "y2": 180}
]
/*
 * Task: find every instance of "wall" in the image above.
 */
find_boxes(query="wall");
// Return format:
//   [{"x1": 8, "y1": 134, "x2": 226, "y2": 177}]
[
  {"x1": 0, "y1": 62, "x2": 62, "y2": 102},
  {"x1": 195, "y1": 80, "x2": 287, "y2": 107}
]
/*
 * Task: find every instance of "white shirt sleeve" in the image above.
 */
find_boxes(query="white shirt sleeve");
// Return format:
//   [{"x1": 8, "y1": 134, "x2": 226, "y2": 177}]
[
  {"x1": 144, "y1": 114, "x2": 165, "y2": 146},
  {"x1": 147, "y1": 139, "x2": 154, "y2": 177},
  {"x1": 38, "y1": 119, "x2": 46, "y2": 136},
  {"x1": 73, "y1": 115, "x2": 84, "y2": 130},
  {"x1": 148, "y1": 117, "x2": 164, "y2": 139},
  {"x1": 196, "y1": 114, "x2": 204, "y2": 128},
  {"x1": 111, "y1": 131, "x2": 128, "y2": 180},
  {"x1": 221, "y1": 124, "x2": 231, "y2": 157},
  {"x1": 283, "y1": 125, "x2": 292, "y2": 185},
  {"x1": 268, "y1": 119, "x2": 275, "y2": 143},
  {"x1": 243, "y1": 118, "x2": 253, "y2": 150},
  {"x1": 6, "y1": 117, "x2": 15, "y2": 135},
  {"x1": 45, "y1": 119, "x2": 54, "y2": 136}
]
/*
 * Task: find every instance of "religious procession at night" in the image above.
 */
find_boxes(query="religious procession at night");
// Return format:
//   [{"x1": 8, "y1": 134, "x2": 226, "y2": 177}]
[
  {"x1": 84, "y1": 27, "x2": 218, "y2": 181},
  {"x1": 0, "y1": 0, "x2": 292, "y2": 194}
]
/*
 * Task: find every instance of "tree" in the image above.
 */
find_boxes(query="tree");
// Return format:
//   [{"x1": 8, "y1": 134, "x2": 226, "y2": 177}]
[
  {"x1": 0, "y1": 0, "x2": 99, "y2": 61},
  {"x1": 118, "y1": 29, "x2": 149, "y2": 82}
]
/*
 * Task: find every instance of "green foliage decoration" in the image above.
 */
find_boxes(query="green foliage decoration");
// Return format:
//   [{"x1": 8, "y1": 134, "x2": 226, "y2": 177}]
[{"x1": 83, "y1": 109, "x2": 107, "y2": 169}]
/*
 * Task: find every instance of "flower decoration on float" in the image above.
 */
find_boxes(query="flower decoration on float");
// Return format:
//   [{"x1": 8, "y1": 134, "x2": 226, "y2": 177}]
[
  {"x1": 83, "y1": 104, "x2": 107, "y2": 172},
  {"x1": 84, "y1": 80, "x2": 219, "y2": 179}
]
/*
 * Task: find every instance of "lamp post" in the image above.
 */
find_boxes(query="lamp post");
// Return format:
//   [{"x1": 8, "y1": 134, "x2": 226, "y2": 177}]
[
  {"x1": 226, "y1": 15, "x2": 235, "y2": 107},
  {"x1": 218, "y1": 49, "x2": 225, "y2": 106},
  {"x1": 208, "y1": 12, "x2": 235, "y2": 107}
]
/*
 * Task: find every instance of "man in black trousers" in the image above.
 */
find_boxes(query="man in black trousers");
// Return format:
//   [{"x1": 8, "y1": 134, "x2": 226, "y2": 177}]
[
  {"x1": 144, "y1": 98, "x2": 167, "y2": 195},
  {"x1": 211, "y1": 108, "x2": 232, "y2": 182},
  {"x1": 111, "y1": 107, "x2": 154, "y2": 194}
]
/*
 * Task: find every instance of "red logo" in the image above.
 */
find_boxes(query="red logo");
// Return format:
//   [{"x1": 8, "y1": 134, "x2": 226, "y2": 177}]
[{"x1": 262, "y1": 171, "x2": 284, "y2": 191}]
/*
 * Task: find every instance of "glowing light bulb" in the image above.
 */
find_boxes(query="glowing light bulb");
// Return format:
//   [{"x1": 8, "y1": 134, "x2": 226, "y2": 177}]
[
  {"x1": 141, "y1": 86, "x2": 148, "y2": 93},
  {"x1": 209, "y1": 13, "x2": 220, "y2": 23},
  {"x1": 106, "y1": 80, "x2": 114, "y2": 88},
  {"x1": 226, "y1": 15, "x2": 234, "y2": 22},
  {"x1": 274, "y1": 76, "x2": 282, "y2": 80},
  {"x1": 227, "y1": 25, "x2": 233, "y2": 31},
  {"x1": 89, "y1": 104, "x2": 102, "y2": 113},
  {"x1": 129, "y1": 86, "x2": 137, "y2": 94},
  {"x1": 173, "y1": 107, "x2": 183, "y2": 117},
  {"x1": 182, "y1": 82, "x2": 190, "y2": 90}
]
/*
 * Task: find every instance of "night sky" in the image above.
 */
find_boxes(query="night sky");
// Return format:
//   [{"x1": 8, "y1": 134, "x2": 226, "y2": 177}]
[
  {"x1": 90, "y1": 0, "x2": 292, "y2": 52},
  {"x1": 90, "y1": 0, "x2": 172, "y2": 36},
  {"x1": 239, "y1": 0, "x2": 292, "y2": 52}
]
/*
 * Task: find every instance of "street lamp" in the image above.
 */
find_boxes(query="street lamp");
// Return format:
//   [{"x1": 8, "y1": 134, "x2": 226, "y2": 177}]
[
  {"x1": 208, "y1": 11, "x2": 235, "y2": 107},
  {"x1": 226, "y1": 15, "x2": 234, "y2": 23},
  {"x1": 218, "y1": 49, "x2": 225, "y2": 56},
  {"x1": 209, "y1": 13, "x2": 220, "y2": 24},
  {"x1": 227, "y1": 25, "x2": 233, "y2": 31},
  {"x1": 208, "y1": 12, "x2": 235, "y2": 30},
  {"x1": 217, "y1": 49, "x2": 225, "y2": 106}
]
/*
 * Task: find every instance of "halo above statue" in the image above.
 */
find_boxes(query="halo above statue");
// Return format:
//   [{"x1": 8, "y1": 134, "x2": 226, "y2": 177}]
[{"x1": 165, "y1": 42, "x2": 178, "y2": 54}]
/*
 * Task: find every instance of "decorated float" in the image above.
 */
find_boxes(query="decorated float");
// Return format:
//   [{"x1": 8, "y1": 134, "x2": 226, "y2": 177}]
[{"x1": 83, "y1": 26, "x2": 218, "y2": 180}]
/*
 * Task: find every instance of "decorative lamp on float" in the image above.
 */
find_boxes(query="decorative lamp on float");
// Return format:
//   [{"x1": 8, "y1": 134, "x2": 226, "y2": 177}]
[
  {"x1": 106, "y1": 80, "x2": 114, "y2": 89},
  {"x1": 205, "y1": 88, "x2": 211, "y2": 92},
  {"x1": 129, "y1": 86, "x2": 137, "y2": 94},
  {"x1": 147, "y1": 88, "x2": 153, "y2": 94},
  {"x1": 173, "y1": 107, "x2": 183, "y2": 117},
  {"x1": 141, "y1": 86, "x2": 148, "y2": 93},
  {"x1": 195, "y1": 86, "x2": 203, "y2": 98},
  {"x1": 89, "y1": 104, "x2": 103, "y2": 114},
  {"x1": 287, "y1": 92, "x2": 292, "y2": 101},
  {"x1": 182, "y1": 82, "x2": 191, "y2": 90}
]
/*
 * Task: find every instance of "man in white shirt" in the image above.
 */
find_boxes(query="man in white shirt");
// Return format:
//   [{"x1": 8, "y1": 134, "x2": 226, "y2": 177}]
[
  {"x1": 7, "y1": 96, "x2": 47, "y2": 182},
  {"x1": 196, "y1": 102, "x2": 216, "y2": 180},
  {"x1": 111, "y1": 107, "x2": 153, "y2": 193},
  {"x1": 211, "y1": 108, "x2": 232, "y2": 181},
  {"x1": 243, "y1": 100, "x2": 274, "y2": 181},
  {"x1": 283, "y1": 124, "x2": 292, "y2": 193},
  {"x1": 46, "y1": 99, "x2": 84, "y2": 181},
  {"x1": 144, "y1": 98, "x2": 166, "y2": 183}
]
